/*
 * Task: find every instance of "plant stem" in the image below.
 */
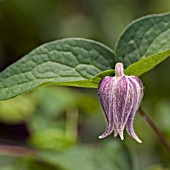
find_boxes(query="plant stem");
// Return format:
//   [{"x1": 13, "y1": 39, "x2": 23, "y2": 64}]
[
  {"x1": 0, "y1": 145, "x2": 35, "y2": 156},
  {"x1": 138, "y1": 107, "x2": 170, "y2": 153}
]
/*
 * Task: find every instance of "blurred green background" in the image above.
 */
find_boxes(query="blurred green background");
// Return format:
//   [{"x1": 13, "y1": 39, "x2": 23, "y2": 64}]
[{"x1": 0, "y1": 0, "x2": 170, "y2": 170}]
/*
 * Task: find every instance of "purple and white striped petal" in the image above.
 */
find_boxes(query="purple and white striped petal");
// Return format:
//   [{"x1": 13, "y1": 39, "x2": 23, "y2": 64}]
[
  {"x1": 98, "y1": 63, "x2": 143, "y2": 143},
  {"x1": 126, "y1": 77, "x2": 143, "y2": 143},
  {"x1": 98, "y1": 76, "x2": 116, "y2": 138},
  {"x1": 114, "y1": 76, "x2": 128, "y2": 140}
]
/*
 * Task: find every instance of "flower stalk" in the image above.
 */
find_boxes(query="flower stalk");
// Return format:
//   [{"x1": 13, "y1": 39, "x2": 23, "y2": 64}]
[{"x1": 138, "y1": 107, "x2": 170, "y2": 152}]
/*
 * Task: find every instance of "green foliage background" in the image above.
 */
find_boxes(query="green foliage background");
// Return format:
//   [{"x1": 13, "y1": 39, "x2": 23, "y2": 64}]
[{"x1": 0, "y1": 0, "x2": 170, "y2": 170}]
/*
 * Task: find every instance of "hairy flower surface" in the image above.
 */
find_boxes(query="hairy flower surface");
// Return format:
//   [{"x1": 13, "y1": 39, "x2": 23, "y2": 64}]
[{"x1": 98, "y1": 63, "x2": 143, "y2": 143}]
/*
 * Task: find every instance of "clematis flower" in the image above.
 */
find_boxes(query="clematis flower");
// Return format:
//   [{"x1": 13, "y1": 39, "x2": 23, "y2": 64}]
[{"x1": 98, "y1": 63, "x2": 143, "y2": 143}]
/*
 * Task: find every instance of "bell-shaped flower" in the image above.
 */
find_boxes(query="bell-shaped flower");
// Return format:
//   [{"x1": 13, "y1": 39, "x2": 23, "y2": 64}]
[{"x1": 98, "y1": 63, "x2": 143, "y2": 143}]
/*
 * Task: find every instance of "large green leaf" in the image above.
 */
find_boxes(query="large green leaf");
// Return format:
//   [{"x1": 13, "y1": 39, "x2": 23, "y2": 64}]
[
  {"x1": 0, "y1": 38, "x2": 114, "y2": 100},
  {"x1": 115, "y1": 13, "x2": 170, "y2": 68},
  {"x1": 125, "y1": 49, "x2": 170, "y2": 76},
  {"x1": 1, "y1": 14, "x2": 170, "y2": 101}
]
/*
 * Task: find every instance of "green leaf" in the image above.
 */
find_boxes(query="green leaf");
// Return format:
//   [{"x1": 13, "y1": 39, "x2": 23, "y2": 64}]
[
  {"x1": 144, "y1": 164, "x2": 167, "y2": 170},
  {"x1": 1, "y1": 13, "x2": 170, "y2": 101},
  {"x1": 0, "y1": 38, "x2": 114, "y2": 100},
  {"x1": 0, "y1": 95, "x2": 36, "y2": 123},
  {"x1": 38, "y1": 146, "x2": 95, "y2": 170},
  {"x1": 0, "y1": 156, "x2": 17, "y2": 170},
  {"x1": 29, "y1": 128, "x2": 75, "y2": 151},
  {"x1": 125, "y1": 49, "x2": 170, "y2": 76},
  {"x1": 93, "y1": 141, "x2": 133, "y2": 170},
  {"x1": 37, "y1": 140, "x2": 133, "y2": 170},
  {"x1": 0, "y1": 150, "x2": 63, "y2": 170},
  {"x1": 90, "y1": 69, "x2": 114, "y2": 84},
  {"x1": 16, "y1": 156, "x2": 64, "y2": 170},
  {"x1": 115, "y1": 13, "x2": 170, "y2": 68}
]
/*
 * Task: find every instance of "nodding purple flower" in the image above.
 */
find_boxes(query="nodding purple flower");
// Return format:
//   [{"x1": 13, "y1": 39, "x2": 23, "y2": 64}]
[{"x1": 98, "y1": 63, "x2": 143, "y2": 143}]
